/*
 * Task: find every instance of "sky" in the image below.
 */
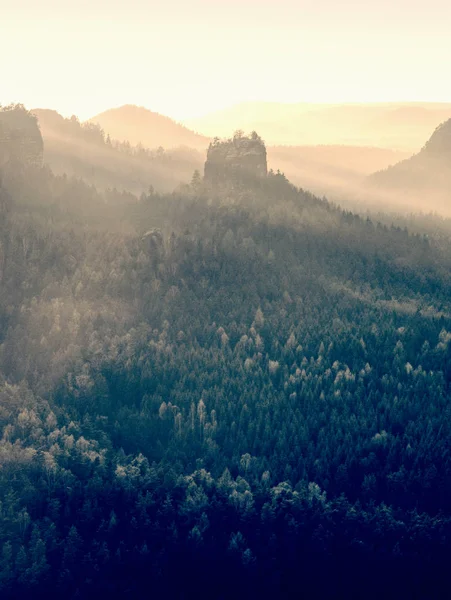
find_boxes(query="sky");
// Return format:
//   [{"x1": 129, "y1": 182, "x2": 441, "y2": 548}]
[{"x1": 1, "y1": 0, "x2": 451, "y2": 121}]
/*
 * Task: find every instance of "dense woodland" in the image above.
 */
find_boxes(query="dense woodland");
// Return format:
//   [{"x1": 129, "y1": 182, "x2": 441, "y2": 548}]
[{"x1": 2, "y1": 105, "x2": 451, "y2": 598}]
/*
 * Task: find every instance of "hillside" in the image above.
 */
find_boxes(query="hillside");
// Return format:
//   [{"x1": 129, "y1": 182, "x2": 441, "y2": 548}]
[
  {"x1": 89, "y1": 104, "x2": 210, "y2": 151},
  {"x1": 35, "y1": 103, "x2": 419, "y2": 199},
  {"x1": 368, "y1": 118, "x2": 451, "y2": 211},
  {"x1": 33, "y1": 108, "x2": 204, "y2": 193},
  {"x1": 186, "y1": 102, "x2": 451, "y2": 151},
  {"x1": 4, "y1": 114, "x2": 451, "y2": 598}
]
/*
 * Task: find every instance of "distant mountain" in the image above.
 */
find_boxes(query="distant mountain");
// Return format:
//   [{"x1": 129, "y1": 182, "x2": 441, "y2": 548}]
[
  {"x1": 186, "y1": 102, "x2": 451, "y2": 151},
  {"x1": 32, "y1": 108, "x2": 204, "y2": 193},
  {"x1": 89, "y1": 105, "x2": 210, "y2": 151},
  {"x1": 368, "y1": 119, "x2": 451, "y2": 209}
]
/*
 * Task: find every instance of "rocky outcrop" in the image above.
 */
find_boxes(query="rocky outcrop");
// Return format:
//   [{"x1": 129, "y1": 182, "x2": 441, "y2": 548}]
[
  {"x1": 204, "y1": 131, "x2": 267, "y2": 183},
  {"x1": 0, "y1": 105, "x2": 44, "y2": 169}
]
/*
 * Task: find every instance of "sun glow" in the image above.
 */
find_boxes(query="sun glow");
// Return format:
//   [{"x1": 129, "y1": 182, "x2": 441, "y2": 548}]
[{"x1": 2, "y1": 0, "x2": 450, "y2": 121}]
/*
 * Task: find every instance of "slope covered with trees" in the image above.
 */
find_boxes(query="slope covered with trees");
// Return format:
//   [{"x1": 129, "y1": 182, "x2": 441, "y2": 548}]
[
  {"x1": 2, "y1": 110, "x2": 451, "y2": 598},
  {"x1": 368, "y1": 118, "x2": 451, "y2": 212},
  {"x1": 32, "y1": 108, "x2": 204, "y2": 194}
]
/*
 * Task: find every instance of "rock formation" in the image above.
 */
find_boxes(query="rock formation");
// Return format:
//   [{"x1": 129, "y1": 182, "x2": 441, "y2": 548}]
[
  {"x1": 204, "y1": 131, "x2": 267, "y2": 183},
  {"x1": 0, "y1": 105, "x2": 44, "y2": 169}
]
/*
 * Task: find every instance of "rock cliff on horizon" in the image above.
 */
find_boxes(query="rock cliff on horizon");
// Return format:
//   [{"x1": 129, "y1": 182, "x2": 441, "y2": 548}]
[
  {"x1": 204, "y1": 131, "x2": 267, "y2": 183},
  {"x1": 0, "y1": 105, "x2": 43, "y2": 170}
]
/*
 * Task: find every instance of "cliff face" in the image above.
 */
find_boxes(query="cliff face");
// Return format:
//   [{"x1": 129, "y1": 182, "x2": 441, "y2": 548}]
[
  {"x1": 0, "y1": 105, "x2": 44, "y2": 169},
  {"x1": 204, "y1": 132, "x2": 267, "y2": 183}
]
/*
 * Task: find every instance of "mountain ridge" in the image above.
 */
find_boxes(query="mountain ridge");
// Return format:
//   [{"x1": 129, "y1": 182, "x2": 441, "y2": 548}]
[
  {"x1": 365, "y1": 118, "x2": 451, "y2": 213},
  {"x1": 88, "y1": 104, "x2": 210, "y2": 151},
  {"x1": 369, "y1": 118, "x2": 451, "y2": 187},
  {"x1": 31, "y1": 107, "x2": 205, "y2": 193}
]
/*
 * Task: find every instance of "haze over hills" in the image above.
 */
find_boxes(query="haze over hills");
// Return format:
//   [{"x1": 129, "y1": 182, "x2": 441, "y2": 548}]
[
  {"x1": 22, "y1": 101, "x2": 451, "y2": 218},
  {"x1": 25, "y1": 103, "x2": 412, "y2": 200},
  {"x1": 367, "y1": 118, "x2": 451, "y2": 213},
  {"x1": 267, "y1": 145, "x2": 410, "y2": 199},
  {"x1": 32, "y1": 107, "x2": 204, "y2": 193},
  {"x1": 185, "y1": 102, "x2": 451, "y2": 151},
  {"x1": 89, "y1": 104, "x2": 210, "y2": 151}
]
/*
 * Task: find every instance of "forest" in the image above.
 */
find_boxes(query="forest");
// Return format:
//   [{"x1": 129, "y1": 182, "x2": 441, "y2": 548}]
[{"x1": 2, "y1": 104, "x2": 451, "y2": 598}]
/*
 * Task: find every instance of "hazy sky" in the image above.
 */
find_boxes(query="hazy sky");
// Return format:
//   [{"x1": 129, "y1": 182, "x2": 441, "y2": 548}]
[{"x1": 2, "y1": 0, "x2": 450, "y2": 120}]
